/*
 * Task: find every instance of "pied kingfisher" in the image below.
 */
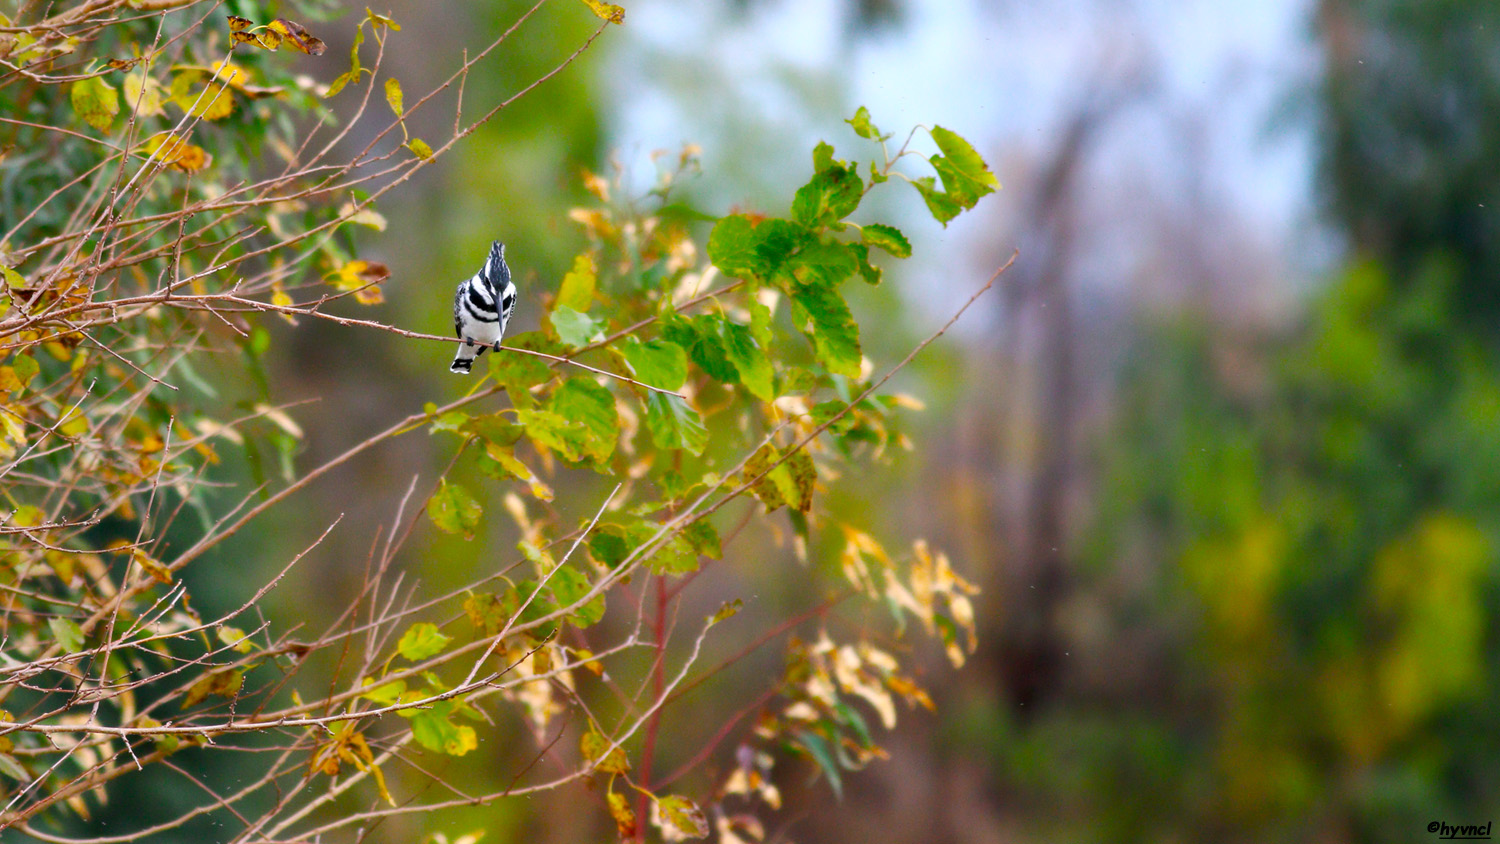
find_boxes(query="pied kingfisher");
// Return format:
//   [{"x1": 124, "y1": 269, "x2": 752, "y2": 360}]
[{"x1": 450, "y1": 241, "x2": 516, "y2": 374}]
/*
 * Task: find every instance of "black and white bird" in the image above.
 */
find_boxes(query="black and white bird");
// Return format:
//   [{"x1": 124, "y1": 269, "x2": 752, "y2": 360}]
[{"x1": 450, "y1": 241, "x2": 517, "y2": 374}]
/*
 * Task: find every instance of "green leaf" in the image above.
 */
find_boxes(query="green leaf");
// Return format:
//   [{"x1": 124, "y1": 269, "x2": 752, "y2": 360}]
[
  {"x1": 71, "y1": 76, "x2": 119, "y2": 132},
  {"x1": 429, "y1": 479, "x2": 483, "y2": 539},
  {"x1": 707, "y1": 214, "x2": 765, "y2": 278},
  {"x1": 861, "y1": 223, "x2": 911, "y2": 258},
  {"x1": 930, "y1": 125, "x2": 1000, "y2": 195},
  {"x1": 557, "y1": 254, "x2": 596, "y2": 312},
  {"x1": 796, "y1": 730, "x2": 844, "y2": 799},
  {"x1": 409, "y1": 700, "x2": 477, "y2": 755},
  {"x1": 549, "y1": 377, "x2": 619, "y2": 463},
  {"x1": 655, "y1": 794, "x2": 709, "y2": 839},
  {"x1": 489, "y1": 332, "x2": 555, "y2": 408},
  {"x1": 643, "y1": 529, "x2": 699, "y2": 576},
  {"x1": 48, "y1": 617, "x2": 85, "y2": 652},
  {"x1": 911, "y1": 176, "x2": 963, "y2": 226},
  {"x1": 665, "y1": 317, "x2": 736, "y2": 382},
  {"x1": 588, "y1": 525, "x2": 631, "y2": 568},
  {"x1": 787, "y1": 240, "x2": 859, "y2": 288},
  {"x1": 397, "y1": 622, "x2": 452, "y2": 661},
  {"x1": 812, "y1": 140, "x2": 838, "y2": 173},
  {"x1": 846, "y1": 106, "x2": 885, "y2": 140},
  {"x1": 643, "y1": 392, "x2": 707, "y2": 456},
  {"x1": 620, "y1": 337, "x2": 687, "y2": 391},
  {"x1": 0, "y1": 753, "x2": 27, "y2": 782},
  {"x1": 719, "y1": 321, "x2": 775, "y2": 400},
  {"x1": 789, "y1": 284, "x2": 862, "y2": 377},
  {"x1": 550, "y1": 565, "x2": 605, "y2": 627},
  {"x1": 361, "y1": 678, "x2": 407, "y2": 705},
  {"x1": 683, "y1": 519, "x2": 722, "y2": 559},
  {"x1": 852, "y1": 243, "x2": 882, "y2": 286},
  {"x1": 518, "y1": 407, "x2": 586, "y2": 462},
  {"x1": 551, "y1": 306, "x2": 605, "y2": 348},
  {"x1": 581, "y1": 729, "x2": 630, "y2": 773},
  {"x1": 791, "y1": 161, "x2": 863, "y2": 226}
]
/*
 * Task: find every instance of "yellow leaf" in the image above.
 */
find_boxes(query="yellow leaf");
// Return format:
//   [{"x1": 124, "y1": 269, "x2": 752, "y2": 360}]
[
  {"x1": 171, "y1": 72, "x2": 234, "y2": 120},
  {"x1": 556, "y1": 254, "x2": 596, "y2": 312},
  {"x1": 266, "y1": 18, "x2": 326, "y2": 55},
  {"x1": 226, "y1": 14, "x2": 252, "y2": 32},
  {"x1": 384, "y1": 77, "x2": 403, "y2": 115},
  {"x1": 580, "y1": 0, "x2": 626, "y2": 24},
  {"x1": 131, "y1": 548, "x2": 172, "y2": 584},
  {"x1": 71, "y1": 76, "x2": 119, "y2": 132},
  {"x1": 122, "y1": 69, "x2": 165, "y2": 117},
  {"x1": 142, "y1": 133, "x2": 212, "y2": 173},
  {"x1": 365, "y1": 8, "x2": 401, "y2": 30},
  {"x1": 330, "y1": 259, "x2": 390, "y2": 291},
  {"x1": 407, "y1": 137, "x2": 433, "y2": 160}
]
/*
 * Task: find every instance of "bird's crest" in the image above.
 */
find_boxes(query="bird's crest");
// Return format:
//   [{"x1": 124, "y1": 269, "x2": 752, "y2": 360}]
[{"x1": 483, "y1": 241, "x2": 510, "y2": 288}]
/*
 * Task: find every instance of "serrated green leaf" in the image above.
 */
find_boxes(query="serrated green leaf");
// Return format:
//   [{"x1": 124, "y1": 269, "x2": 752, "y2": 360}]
[
  {"x1": 49, "y1": 617, "x2": 84, "y2": 652},
  {"x1": 429, "y1": 479, "x2": 482, "y2": 539},
  {"x1": 719, "y1": 321, "x2": 775, "y2": 400},
  {"x1": 852, "y1": 243, "x2": 882, "y2": 286},
  {"x1": 707, "y1": 214, "x2": 765, "y2": 278},
  {"x1": 518, "y1": 407, "x2": 587, "y2": 462},
  {"x1": 548, "y1": 377, "x2": 618, "y2": 463},
  {"x1": 551, "y1": 306, "x2": 605, "y2": 348},
  {"x1": 787, "y1": 240, "x2": 859, "y2": 288},
  {"x1": 789, "y1": 284, "x2": 861, "y2": 377},
  {"x1": 409, "y1": 700, "x2": 477, "y2": 755},
  {"x1": 550, "y1": 565, "x2": 605, "y2": 627},
  {"x1": 557, "y1": 254, "x2": 596, "y2": 312},
  {"x1": 812, "y1": 140, "x2": 838, "y2": 173},
  {"x1": 489, "y1": 332, "x2": 555, "y2": 408},
  {"x1": 397, "y1": 622, "x2": 452, "y2": 661},
  {"x1": 791, "y1": 162, "x2": 863, "y2": 226},
  {"x1": 683, "y1": 519, "x2": 722, "y2": 559},
  {"x1": 588, "y1": 525, "x2": 631, "y2": 569},
  {"x1": 620, "y1": 337, "x2": 687, "y2": 391},
  {"x1": 846, "y1": 106, "x2": 883, "y2": 140},
  {"x1": 665, "y1": 316, "x2": 736, "y2": 383},
  {"x1": 71, "y1": 76, "x2": 119, "y2": 132},
  {"x1": 861, "y1": 223, "x2": 911, "y2": 258},
  {"x1": 911, "y1": 176, "x2": 963, "y2": 226},
  {"x1": 643, "y1": 392, "x2": 707, "y2": 456},
  {"x1": 931, "y1": 125, "x2": 1000, "y2": 193}
]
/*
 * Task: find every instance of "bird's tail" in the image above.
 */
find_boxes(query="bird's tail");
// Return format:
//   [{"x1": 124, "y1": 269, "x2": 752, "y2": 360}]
[{"x1": 450, "y1": 343, "x2": 487, "y2": 374}]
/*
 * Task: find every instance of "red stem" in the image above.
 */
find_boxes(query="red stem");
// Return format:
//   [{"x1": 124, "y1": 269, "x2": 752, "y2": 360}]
[{"x1": 635, "y1": 573, "x2": 668, "y2": 840}]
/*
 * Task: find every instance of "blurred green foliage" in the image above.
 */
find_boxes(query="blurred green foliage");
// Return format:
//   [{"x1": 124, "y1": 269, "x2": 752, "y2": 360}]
[{"x1": 1062, "y1": 0, "x2": 1500, "y2": 839}]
